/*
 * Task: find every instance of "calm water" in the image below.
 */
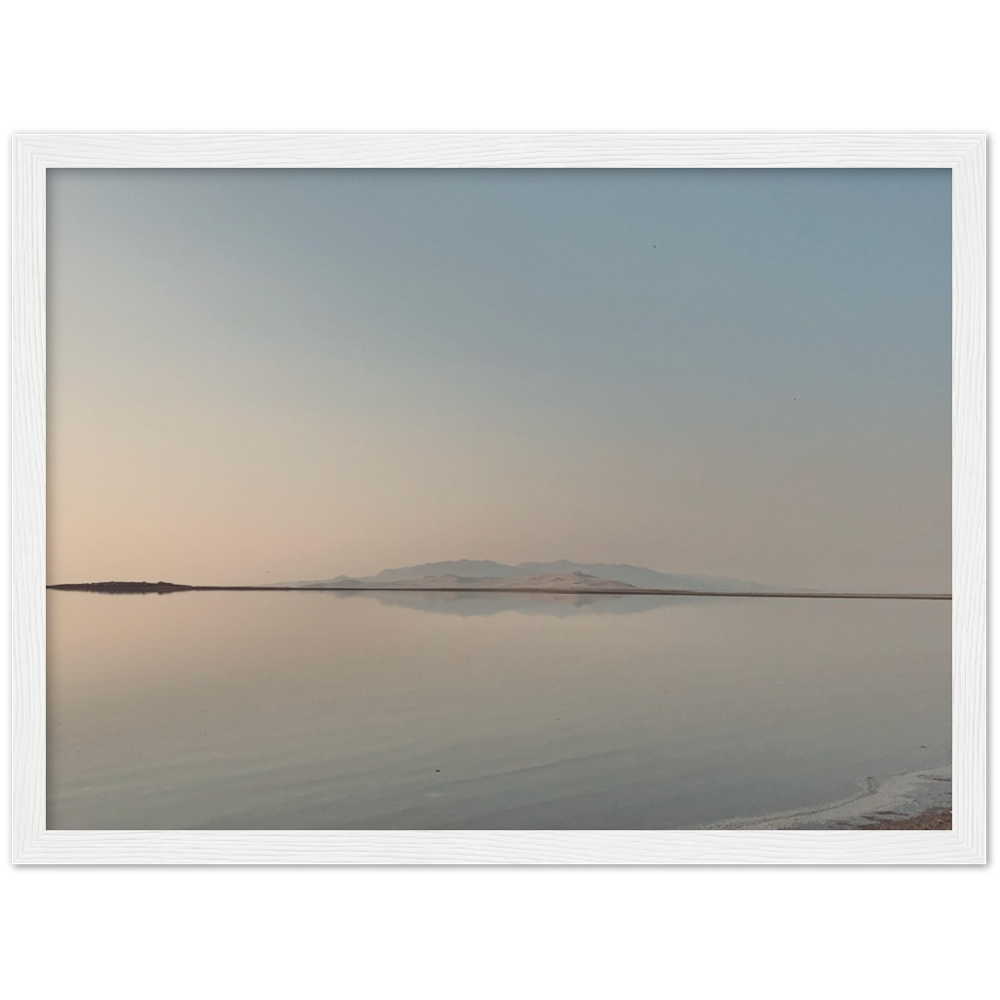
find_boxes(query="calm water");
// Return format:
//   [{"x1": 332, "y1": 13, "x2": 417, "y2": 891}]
[{"x1": 47, "y1": 591, "x2": 951, "y2": 830}]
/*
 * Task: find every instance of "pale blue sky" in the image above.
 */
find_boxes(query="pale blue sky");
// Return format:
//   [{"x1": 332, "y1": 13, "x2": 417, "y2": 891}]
[{"x1": 48, "y1": 168, "x2": 951, "y2": 589}]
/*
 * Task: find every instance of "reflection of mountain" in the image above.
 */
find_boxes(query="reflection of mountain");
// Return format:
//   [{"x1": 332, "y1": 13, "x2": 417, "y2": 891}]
[
  {"x1": 287, "y1": 560, "x2": 770, "y2": 592},
  {"x1": 315, "y1": 589, "x2": 699, "y2": 618}
]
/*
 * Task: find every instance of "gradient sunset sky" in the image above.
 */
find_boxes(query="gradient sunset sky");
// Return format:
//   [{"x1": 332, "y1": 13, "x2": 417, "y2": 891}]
[{"x1": 47, "y1": 168, "x2": 951, "y2": 590}]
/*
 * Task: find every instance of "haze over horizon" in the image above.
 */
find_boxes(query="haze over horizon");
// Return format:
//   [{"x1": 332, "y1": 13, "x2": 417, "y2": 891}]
[{"x1": 48, "y1": 168, "x2": 951, "y2": 591}]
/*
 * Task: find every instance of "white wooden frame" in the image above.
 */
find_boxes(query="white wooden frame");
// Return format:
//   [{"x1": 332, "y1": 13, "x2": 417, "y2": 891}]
[{"x1": 12, "y1": 133, "x2": 987, "y2": 864}]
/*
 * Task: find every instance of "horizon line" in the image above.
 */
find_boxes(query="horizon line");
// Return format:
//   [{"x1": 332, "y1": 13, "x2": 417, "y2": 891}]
[{"x1": 46, "y1": 582, "x2": 953, "y2": 601}]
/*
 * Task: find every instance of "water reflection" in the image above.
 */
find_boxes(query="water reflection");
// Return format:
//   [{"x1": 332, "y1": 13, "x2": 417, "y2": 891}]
[
  {"x1": 321, "y1": 589, "x2": 693, "y2": 617},
  {"x1": 46, "y1": 591, "x2": 951, "y2": 830},
  {"x1": 74, "y1": 588, "x2": 700, "y2": 616}
]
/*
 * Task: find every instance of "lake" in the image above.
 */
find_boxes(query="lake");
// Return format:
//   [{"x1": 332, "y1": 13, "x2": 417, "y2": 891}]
[{"x1": 46, "y1": 590, "x2": 951, "y2": 830}]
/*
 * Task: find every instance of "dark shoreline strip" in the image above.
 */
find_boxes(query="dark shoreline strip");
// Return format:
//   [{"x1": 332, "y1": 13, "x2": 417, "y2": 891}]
[{"x1": 47, "y1": 584, "x2": 952, "y2": 600}]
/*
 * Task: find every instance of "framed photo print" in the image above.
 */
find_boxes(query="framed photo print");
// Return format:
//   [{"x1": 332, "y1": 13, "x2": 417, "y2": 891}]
[{"x1": 11, "y1": 133, "x2": 986, "y2": 864}]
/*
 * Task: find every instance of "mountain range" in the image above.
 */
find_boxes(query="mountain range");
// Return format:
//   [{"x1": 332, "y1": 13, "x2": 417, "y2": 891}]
[{"x1": 284, "y1": 560, "x2": 772, "y2": 592}]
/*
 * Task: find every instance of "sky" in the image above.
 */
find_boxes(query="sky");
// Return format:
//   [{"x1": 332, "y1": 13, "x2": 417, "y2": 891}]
[{"x1": 47, "y1": 168, "x2": 951, "y2": 590}]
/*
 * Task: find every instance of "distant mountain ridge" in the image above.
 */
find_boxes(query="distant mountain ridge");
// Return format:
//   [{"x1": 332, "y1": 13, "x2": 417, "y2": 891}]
[
  {"x1": 311, "y1": 572, "x2": 640, "y2": 591},
  {"x1": 284, "y1": 560, "x2": 773, "y2": 592}
]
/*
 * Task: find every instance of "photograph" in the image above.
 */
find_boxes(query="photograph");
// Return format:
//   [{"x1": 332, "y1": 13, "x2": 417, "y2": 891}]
[{"x1": 42, "y1": 163, "x2": 956, "y2": 835}]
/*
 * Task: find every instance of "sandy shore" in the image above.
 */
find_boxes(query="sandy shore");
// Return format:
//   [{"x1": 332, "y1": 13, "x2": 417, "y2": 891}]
[
  {"x1": 857, "y1": 807, "x2": 951, "y2": 830},
  {"x1": 710, "y1": 764, "x2": 952, "y2": 830}
]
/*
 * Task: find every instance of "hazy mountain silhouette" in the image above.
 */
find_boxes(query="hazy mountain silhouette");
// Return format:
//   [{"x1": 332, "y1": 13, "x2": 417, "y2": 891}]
[
  {"x1": 285, "y1": 560, "x2": 772, "y2": 592},
  {"x1": 305, "y1": 571, "x2": 640, "y2": 591}
]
